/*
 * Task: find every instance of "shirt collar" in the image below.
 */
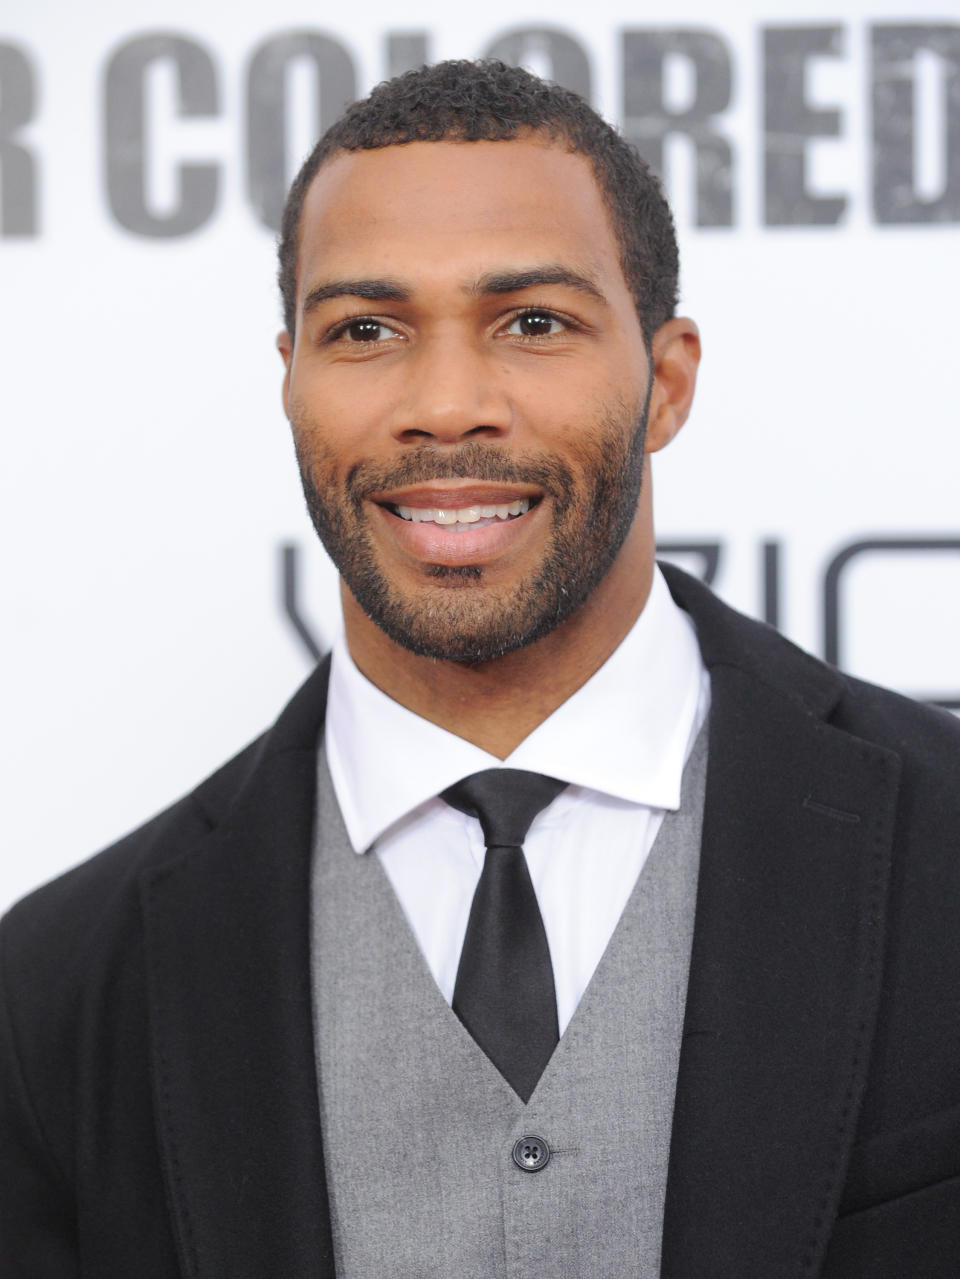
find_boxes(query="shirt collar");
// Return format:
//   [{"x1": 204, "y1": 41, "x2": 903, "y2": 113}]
[{"x1": 325, "y1": 566, "x2": 706, "y2": 853}]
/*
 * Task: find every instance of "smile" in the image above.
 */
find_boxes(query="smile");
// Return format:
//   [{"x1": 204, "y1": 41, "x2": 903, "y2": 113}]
[
  {"x1": 371, "y1": 489, "x2": 542, "y2": 567},
  {"x1": 391, "y1": 498, "x2": 531, "y2": 527}
]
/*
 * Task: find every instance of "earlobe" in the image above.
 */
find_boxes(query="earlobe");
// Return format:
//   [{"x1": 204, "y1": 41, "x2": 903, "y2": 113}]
[{"x1": 644, "y1": 317, "x2": 701, "y2": 454}]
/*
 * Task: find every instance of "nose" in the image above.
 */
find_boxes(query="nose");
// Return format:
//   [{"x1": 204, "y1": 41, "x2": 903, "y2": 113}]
[{"x1": 388, "y1": 334, "x2": 513, "y2": 444}]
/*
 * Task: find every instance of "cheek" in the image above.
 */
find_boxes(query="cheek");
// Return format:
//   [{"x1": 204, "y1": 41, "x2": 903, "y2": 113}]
[
  {"x1": 554, "y1": 393, "x2": 640, "y2": 455},
  {"x1": 288, "y1": 409, "x2": 341, "y2": 497},
  {"x1": 288, "y1": 370, "x2": 398, "y2": 464},
  {"x1": 513, "y1": 355, "x2": 645, "y2": 435},
  {"x1": 287, "y1": 382, "x2": 349, "y2": 454}
]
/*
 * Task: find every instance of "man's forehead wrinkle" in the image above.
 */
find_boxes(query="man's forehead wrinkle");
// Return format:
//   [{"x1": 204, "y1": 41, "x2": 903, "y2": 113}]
[{"x1": 302, "y1": 278, "x2": 411, "y2": 314}]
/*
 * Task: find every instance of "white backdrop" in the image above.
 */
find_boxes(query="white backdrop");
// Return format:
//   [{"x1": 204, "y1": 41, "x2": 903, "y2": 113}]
[{"x1": 3, "y1": 0, "x2": 959, "y2": 912}]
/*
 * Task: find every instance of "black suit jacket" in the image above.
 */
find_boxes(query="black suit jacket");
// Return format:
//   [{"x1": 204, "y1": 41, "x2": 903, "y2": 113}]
[{"x1": 3, "y1": 565, "x2": 960, "y2": 1278}]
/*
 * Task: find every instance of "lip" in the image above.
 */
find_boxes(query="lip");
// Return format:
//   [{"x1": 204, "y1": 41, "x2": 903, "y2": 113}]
[
  {"x1": 368, "y1": 481, "x2": 542, "y2": 510},
  {"x1": 371, "y1": 491, "x2": 543, "y2": 567}
]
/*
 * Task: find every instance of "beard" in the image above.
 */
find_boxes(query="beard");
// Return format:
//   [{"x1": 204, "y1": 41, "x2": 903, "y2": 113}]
[{"x1": 293, "y1": 393, "x2": 650, "y2": 664}]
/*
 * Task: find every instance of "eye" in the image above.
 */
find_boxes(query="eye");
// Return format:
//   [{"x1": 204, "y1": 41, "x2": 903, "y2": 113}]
[
  {"x1": 337, "y1": 318, "x2": 400, "y2": 343},
  {"x1": 504, "y1": 310, "x2": 567, "y2": 338}
]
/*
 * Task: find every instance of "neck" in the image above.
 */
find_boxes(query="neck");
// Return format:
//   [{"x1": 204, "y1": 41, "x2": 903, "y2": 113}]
[{"x1": 342, "y1": 537, "x2": 654, "y2": 760}]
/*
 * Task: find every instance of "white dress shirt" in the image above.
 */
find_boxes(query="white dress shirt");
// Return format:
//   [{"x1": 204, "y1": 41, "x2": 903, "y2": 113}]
[{"x1": 324, "y1": 566, "x2": 710, "y2": 1034}]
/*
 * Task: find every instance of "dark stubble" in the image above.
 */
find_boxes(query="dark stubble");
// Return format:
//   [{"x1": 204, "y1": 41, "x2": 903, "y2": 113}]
[{"x1": 294, "y1": 392, "x2": 649, "y2": 664}]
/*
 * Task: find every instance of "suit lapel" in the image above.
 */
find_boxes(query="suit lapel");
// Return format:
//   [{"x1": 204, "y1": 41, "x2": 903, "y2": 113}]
[
  {"x1": 659, "y1": 570, "x2": 902, "y2": 1278},
  {"x1": 141, "y1": 665, "x2": 336, "y2": 1279}
]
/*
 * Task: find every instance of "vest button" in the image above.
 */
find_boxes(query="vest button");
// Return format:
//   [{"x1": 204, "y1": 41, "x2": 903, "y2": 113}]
[{"x1": 512, "y1": 1135, "x2": 550, "y2": 1172}]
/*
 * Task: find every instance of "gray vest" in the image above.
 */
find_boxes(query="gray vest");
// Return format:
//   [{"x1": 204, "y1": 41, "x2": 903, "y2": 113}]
[{"x1": 311, "y1": 729, "x2": 707, "y2": 1278}]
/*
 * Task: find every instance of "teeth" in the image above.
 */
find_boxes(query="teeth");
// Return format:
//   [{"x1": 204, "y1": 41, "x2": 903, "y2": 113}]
[{"x1": 394, "y1": 498, "x2": 530, "y2": 524}]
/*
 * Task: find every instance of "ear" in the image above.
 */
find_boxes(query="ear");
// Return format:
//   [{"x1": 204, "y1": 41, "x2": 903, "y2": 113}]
[
  {"x1": 644, "y1": 317, "x2": 701, "y2": 454},
  {"x1": 276, "y1": 330, "x2": 293, "y2": 418}
]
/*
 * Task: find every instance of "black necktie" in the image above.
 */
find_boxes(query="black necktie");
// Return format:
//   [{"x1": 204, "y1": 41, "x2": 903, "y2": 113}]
[{"x1": 441, "y1": 769, "x2": 567, "y2": 1102}]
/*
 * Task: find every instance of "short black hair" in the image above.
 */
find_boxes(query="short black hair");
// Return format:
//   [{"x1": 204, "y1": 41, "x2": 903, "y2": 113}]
[{"x1": 278, "y1": 59, "x2": 678, "y2": 345}]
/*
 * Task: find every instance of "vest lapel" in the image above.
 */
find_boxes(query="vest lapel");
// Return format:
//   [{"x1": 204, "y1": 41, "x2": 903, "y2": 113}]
[
  {"x1": 660, "y1": 658, "x2": 901, "y2": 1278},
  {"x1": 140, "y1": 671, "x2": 335, "y2": 1279}
]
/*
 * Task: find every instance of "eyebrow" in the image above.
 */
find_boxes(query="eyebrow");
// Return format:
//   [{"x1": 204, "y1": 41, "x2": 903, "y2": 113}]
[
  {"x1": 300, "y1": 264, "x2": 607, "y2": 317},
  {"x1": 302, "y1": 278, "x2": 411, "y2": 315},
  {"x1": 469, "y1": 266, "x2": 607, "y2": 304}
]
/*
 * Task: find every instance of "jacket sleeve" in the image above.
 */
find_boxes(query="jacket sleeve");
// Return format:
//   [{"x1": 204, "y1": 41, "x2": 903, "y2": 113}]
[{"x1": 0, "y1": 918, "x2": 80, "y2": 1279}]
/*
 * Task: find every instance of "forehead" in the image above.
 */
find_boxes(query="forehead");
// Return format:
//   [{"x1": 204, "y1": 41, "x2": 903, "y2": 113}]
[{"x1": 295, "y1": 137, "x2": 626, "y2": 300}]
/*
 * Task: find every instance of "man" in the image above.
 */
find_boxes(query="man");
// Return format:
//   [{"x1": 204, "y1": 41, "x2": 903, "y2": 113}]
[{"x1": 2, "y1": 59, "x2": 960, "y2": 1278}]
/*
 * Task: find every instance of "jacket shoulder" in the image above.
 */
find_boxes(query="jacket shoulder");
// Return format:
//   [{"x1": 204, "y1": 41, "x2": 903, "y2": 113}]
[
  {"x1": 660, "y1": 559, "x2": 960, "y2": 769},
  {"x1": 0, "y1": 731, "x2": 266, "y2": 1027},
  {"x1": 1, "y1": 656, "x2": 331, "y2": 1005},
  {"x1": 832, "y1": 664, "x2": 960, "y2": 770}
]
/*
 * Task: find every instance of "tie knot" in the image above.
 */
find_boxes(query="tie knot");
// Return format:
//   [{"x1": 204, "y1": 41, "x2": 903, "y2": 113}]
[{"x1": 441, "y1": 769, "x2": 567, "y2": 848}]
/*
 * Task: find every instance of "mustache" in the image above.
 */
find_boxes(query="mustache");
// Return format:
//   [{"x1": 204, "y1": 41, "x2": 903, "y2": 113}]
[{"x1": 344, "y1": 443, "x2": 575, "y2": 506}]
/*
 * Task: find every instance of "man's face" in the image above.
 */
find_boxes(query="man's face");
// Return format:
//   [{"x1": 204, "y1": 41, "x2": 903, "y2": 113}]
[{"x1": 280, "y1": 136, "x2": 653, "y2": 664}]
